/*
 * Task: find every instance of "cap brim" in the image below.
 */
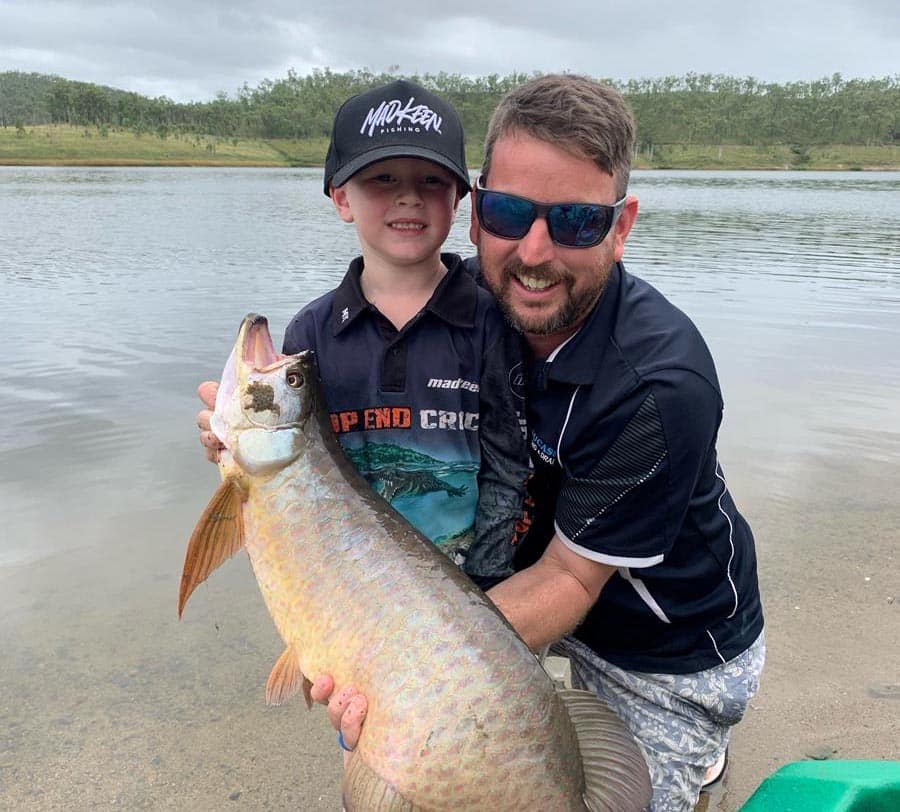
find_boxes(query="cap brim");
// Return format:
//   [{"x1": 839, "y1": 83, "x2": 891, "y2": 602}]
[{"x1": 329, "y1": 146, "x2": 471, "y2": 196}]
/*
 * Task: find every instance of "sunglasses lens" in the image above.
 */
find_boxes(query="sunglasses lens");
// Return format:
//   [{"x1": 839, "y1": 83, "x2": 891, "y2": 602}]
[
  {"x1": 477, "y1": 184, "x2": 621, "y2": 248},
  {"x1": 548, "y1": 204, "x2": 611, "y2": 247},
  {"x1": 478, "y1": 191, "x2": 535, "y2": 239}
]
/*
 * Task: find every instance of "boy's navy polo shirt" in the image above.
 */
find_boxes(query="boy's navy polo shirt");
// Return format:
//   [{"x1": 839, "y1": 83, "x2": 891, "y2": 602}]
[
  {"x1": 282, "y1": 253, "x2": 529, "y2": 584},
  {"x1": 516, "y1": 261, "x2": 764, "y2": 674}
]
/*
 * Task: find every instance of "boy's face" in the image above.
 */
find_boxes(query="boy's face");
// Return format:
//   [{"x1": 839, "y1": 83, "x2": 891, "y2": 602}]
[{"x1": 331, "y1": 158, "x2": 460, "y2": 270}]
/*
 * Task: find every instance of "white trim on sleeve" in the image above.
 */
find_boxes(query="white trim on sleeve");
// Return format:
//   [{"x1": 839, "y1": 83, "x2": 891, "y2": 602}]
[{"x1": 555, "y1": 523, "x2": 665, "y2": 568}]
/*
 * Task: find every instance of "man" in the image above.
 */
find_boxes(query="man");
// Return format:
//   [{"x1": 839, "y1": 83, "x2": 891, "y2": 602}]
[
  {"x1": 201, "y1": 74, "x2": 764, "y2": 812},
  {"x1": 460, "y1": 74, "x2": 765, "y2": 811}
]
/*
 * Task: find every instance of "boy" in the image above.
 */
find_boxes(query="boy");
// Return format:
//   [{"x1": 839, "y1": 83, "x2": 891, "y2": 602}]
[{"x1": 199, "y1": 79, "x2": 528, "y2": 586}]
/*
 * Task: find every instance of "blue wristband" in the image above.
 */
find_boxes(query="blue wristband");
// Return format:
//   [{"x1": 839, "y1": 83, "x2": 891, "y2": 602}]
[{"x1": 337, "y1": 731, "x2": 353, "y2": 752}]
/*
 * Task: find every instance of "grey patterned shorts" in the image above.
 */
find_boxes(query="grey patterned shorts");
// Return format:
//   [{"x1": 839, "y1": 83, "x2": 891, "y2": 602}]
[{"x1": 551, "y1": 633, "x2": 765, "y2": 812}]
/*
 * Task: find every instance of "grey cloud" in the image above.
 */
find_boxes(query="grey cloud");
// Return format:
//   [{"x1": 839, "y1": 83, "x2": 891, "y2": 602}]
[{"x1": 1, "y1": 0, "x2": 896, "y2": 102}]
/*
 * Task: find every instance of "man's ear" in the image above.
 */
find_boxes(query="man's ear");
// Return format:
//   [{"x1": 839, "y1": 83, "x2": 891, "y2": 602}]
[
  {"x1": 330, "y1": 185, "x2": 354, "y2": 223},
  {"x1": 468, "y1": 186, "x2": 480, "y2": 245},
  {"x1": 613, "y1": 195, "x2": 639, "y2": 262}
]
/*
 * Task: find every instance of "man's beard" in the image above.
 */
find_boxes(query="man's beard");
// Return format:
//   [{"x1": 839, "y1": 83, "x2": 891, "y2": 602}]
[{"x1": 481, "y1": 256, "x2": 609, "y2": 336}]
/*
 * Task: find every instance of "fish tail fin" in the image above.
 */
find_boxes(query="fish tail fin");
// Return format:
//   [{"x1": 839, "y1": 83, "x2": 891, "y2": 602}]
[
  {"x1": 265, "y1": 644, "x2": 312, "y2": 706},
  {"x1": 342, "y1": 754, "x2": 418, "y2": 811},
  {"x1": 178, "y1": 477, "x2": 246, "y2": 618},
  {"x1": 557, "y1": 688, "x2": 653, "y2": 812}
]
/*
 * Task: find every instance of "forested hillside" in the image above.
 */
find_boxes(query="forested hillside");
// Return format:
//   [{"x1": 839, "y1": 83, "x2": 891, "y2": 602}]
[
  {"x1": 0, "y1": 72, "x2": 137, "y2": 127},
  {"x1": 1, "y1": 69, "x2": 898, "y2": 151}
]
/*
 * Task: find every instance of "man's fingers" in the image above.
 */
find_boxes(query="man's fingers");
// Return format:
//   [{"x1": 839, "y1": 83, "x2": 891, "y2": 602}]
[
  {"x1": 309, "y1": 674, "x2": 335, "y2": 705},
  {"x1": 307, "y1": 675, "x2": 367, "y2": 750},
  {"x1": 327, "y1": 685, "x2": 359, "y2": 731},
  {"x1": 198, "y1": 380, "x2": 219, "y2": 409},
  {"x1": 340, "y1": 694, "x2": 368, "y2": 750}
]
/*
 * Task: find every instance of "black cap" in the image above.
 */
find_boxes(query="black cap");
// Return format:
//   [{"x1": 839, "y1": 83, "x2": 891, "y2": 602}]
[{"x1": 323, "y1": 79, "x2": 470, "y2": 197}]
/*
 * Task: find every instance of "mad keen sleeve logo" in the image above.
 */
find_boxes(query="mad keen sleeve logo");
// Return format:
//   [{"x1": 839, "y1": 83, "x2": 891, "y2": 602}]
[{"x1": 361, "y1": 97, "x2": 443, "y2": 137}]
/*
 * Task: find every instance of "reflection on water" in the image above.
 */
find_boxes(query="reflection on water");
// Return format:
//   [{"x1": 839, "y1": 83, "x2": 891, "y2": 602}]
[
  {"x1": 1, "y1": 168, "x2": 899, "y2": 568},
  {"x1": 623, "y1": 171, "x2": 900, "y2": 479}
]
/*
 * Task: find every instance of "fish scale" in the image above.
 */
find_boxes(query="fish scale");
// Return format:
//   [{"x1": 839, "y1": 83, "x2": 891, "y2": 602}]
[{"x1": 179, "y1": 313, "x2": 652, "y2": 812}]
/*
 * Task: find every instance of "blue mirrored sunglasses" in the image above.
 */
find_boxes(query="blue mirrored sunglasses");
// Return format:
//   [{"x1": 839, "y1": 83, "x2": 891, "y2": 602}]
[{"x1": 474, "y1": 178, "x2": 626, "y2": 248}]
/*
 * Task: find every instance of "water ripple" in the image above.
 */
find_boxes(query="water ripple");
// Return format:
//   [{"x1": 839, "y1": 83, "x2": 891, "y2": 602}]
[{"x1": 2, "y1": 167, "x2": 899, "y2": 565}]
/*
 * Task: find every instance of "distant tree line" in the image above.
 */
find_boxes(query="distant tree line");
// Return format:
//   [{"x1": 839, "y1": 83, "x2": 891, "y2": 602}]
[
  {"x1": 623, "y1": 74, "x2": 900, "y2": 149},
  {"x1": 1, "y1": 69, "x2": 898, "y2": 148}
]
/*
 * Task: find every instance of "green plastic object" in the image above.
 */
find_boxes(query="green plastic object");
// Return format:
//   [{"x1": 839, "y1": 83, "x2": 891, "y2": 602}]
[{"x1": 739, "y1": 760, "x2": 900, "y2": 812}]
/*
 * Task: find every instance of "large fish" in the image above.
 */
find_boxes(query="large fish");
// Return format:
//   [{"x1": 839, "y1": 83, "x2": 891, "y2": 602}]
[{"x1": 179, "y1": 314, "x2": 651, "y2": 812}]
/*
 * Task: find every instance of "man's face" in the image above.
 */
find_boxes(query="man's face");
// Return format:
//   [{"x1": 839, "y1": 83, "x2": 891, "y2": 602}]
[{"x1": 471, "y1": 132, "x2": 637, "y2": 349}]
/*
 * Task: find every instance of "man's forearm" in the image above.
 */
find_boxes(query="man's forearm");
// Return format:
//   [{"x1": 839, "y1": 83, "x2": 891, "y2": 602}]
[{"x1": 486, "y1": 539, "x2": 615, "y2": 651}]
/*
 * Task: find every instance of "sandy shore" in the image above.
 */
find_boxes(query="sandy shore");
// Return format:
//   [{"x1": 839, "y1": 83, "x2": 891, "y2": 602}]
[{"x1": 1, "y1": 449, "x2": 898, "y2": 811}]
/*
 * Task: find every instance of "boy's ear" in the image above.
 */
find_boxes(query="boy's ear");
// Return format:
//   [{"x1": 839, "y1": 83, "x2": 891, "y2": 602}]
[{"x1": 330, "y1": 185, "x2": 354, "y2": 223}]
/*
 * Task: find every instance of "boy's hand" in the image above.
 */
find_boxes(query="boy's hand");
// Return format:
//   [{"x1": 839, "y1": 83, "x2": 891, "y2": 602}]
[
  {"x1": 310, "y1": 675, "x2": 368, "y2": 756},
  {"x1": 197, "y1": 381, "x2": 223, "y2": 463}
]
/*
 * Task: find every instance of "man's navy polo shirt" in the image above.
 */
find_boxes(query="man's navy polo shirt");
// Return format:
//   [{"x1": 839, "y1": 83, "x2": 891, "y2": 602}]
[
  {"x1": 282, "y1": 253, "x2": 529, "y2": 583},
  {"x1": 516, "y1": 261, "x2": 764, "y2": 674}
]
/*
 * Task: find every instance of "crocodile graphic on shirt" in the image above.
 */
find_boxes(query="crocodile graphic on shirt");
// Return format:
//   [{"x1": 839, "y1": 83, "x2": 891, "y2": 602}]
[{"x1": 372, "y1": 469, "x2": 468, "y2": 502}]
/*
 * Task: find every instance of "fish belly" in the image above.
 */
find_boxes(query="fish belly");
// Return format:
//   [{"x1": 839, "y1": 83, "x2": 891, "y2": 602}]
[{"x1": 240, "y1": 469, "x2": 586, "y2": 811}]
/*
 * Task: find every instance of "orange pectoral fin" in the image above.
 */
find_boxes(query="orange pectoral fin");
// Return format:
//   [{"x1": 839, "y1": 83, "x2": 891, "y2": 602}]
[
  {"x1": 178, "y1": 477, "x2": 246, "y2": 618},
  {"x1": 265, "y1": 644, "x2": 308, "y2": 706}
]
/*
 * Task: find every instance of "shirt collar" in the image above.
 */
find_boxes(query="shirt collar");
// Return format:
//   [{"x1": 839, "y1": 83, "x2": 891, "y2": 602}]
[
  {"x1": 331, "y1": 253, "x2": 477, "y2": 335},
  {"x1": 330, "y1": 256, "x2": 370, "y2": 334},
  {"x1": 539, "y1": 261, "x2": 624, "y2": 385}
]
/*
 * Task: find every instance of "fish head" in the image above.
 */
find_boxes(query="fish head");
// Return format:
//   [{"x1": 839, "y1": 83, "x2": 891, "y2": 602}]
[{"x1": 211, "y1": 314, "x2": 318, "y2": 476}]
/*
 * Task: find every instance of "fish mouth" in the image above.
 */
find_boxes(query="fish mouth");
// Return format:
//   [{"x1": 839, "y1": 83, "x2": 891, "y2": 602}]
[
  {"x1": 239, "y1": 314, "x2": 281, "y2": 371},
  {"x1": 211, "y1": 314, "x2": 286, "y2": 445}
]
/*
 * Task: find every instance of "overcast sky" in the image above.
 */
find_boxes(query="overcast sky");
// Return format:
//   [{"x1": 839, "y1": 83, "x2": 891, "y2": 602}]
[{"x1": 2, "y1": 0, "x2": 897, "y2": 102}]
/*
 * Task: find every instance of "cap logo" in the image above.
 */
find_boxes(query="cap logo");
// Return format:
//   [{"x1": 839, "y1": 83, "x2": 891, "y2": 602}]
[{"x1": 360, "y1": 96, "x2": 443, "y2": 137}]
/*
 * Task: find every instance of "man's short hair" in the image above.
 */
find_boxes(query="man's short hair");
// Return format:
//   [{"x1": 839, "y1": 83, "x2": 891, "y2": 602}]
[{"x1": 482, "y1": 74, "x2": 635, "y2": 198}]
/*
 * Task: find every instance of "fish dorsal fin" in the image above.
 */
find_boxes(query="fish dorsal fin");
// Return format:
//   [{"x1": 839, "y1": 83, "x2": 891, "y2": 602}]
[
  {"x1": 557, "y1": 688, "x2": 653, "y2": 812},
  {"x1": 265, "y1": 644, "x2": 309, "y2": 706},
  {"x1": 178, "y1": 477, "x2": 246, "y2": 617}
]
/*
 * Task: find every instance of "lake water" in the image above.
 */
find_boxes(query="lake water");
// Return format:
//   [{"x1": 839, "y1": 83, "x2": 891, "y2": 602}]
[
  {"x1": 1, "y1": 168, "x2": 898, "y2": 810},
  {"x1": 2, "y1": 168, "x2": 898, "y2": 568}
]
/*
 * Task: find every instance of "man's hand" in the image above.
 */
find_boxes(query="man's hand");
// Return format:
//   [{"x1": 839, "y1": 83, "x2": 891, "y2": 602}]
[
  {"x1": 309, "y1": 675, "x2": 368, "y2": 760},
  {"x1": 197, "y1": 381, "x2": 223, "y2": 463}
]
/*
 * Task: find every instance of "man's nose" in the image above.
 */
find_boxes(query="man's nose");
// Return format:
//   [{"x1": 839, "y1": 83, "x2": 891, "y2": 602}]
[{"x1": 516, "y1": 214, "x2": 555, "y2": 266}]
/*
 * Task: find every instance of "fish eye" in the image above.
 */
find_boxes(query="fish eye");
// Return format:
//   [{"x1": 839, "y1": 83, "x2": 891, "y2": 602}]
[{"x1": 286, "y1": 371, "x2": 305, "y2": 389}]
